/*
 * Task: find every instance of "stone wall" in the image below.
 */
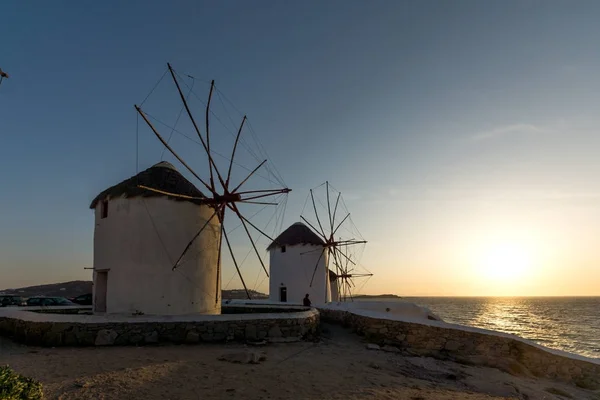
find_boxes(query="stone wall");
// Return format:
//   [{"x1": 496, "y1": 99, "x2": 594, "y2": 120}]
[
  {"x1": 0, "y1": 308, "x2": 319, "y2": 347},
  {"x1": 319, "y1": 308, "x2": 600, "y2": 389},
  {"x1": 221, "y1": 305, "x2": 310, "y2": 314}
]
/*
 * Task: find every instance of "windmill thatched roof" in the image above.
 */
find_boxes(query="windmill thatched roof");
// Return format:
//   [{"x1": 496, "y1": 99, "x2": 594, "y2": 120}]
[
  {"x1": 89, "y1": 161, "x2": 206, "y2": 209},
  {"x1": 267, "y1": 222, "x2": 325, "y2": 251}
]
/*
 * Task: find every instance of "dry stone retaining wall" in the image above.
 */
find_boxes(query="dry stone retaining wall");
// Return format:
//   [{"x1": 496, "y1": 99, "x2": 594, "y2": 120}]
[
  {"x1": 0, "y1": 309, "x2": 319, "y2": 347},
  {"x1": 319, "y1": 308, "x2": 600, "y2": 389}
]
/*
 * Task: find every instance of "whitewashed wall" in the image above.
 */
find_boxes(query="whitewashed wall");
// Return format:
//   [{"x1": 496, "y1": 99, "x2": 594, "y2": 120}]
[
  {"x1": 269, "y1": 244, "x2": 329, "y2": 305},
  {"x1": 92, "y1": 196, "x2": 221, "y2": 315}
]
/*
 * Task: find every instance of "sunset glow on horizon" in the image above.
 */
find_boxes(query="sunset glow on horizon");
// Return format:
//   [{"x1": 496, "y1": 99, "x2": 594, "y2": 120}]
[{"x1": 1, "y1": 2, "x2": 599, "y2": 297}]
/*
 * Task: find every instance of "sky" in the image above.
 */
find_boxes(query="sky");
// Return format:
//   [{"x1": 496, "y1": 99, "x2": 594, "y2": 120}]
[{"x1": 1, "y1": 0, "x2": 599, "y2": 296}]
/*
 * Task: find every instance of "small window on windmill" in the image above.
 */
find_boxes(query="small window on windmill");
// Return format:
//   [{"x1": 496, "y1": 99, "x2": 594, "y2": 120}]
[
  {"x1": 281, "y1": 245, "x2": 286, "y2": 253},
  {"x1": 100, "y1": 200, "x2": 108, "y2": 219}
]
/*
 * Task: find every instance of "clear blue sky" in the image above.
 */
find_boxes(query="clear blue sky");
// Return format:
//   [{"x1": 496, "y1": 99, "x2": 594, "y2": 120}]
[{"x1": 1, "y1": 1, "x2": 600, "y2": 295}]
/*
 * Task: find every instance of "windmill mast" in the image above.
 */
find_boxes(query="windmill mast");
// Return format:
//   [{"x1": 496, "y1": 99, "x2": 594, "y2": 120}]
[
  {"x1": 135, "y1": 63, "x2": 291, "y2": 303},
  {"x1": 301, "y1": 181, "x2": 373, "y2": 301}
]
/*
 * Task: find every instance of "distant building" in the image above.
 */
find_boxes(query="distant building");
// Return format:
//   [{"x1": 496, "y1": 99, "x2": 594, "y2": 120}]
[
  {"x1": 89, "y1": 162, "x2": 221, "y2": 315},
  {"x1": 267, "y1": 222, "x2": 331, "y2": 305}
]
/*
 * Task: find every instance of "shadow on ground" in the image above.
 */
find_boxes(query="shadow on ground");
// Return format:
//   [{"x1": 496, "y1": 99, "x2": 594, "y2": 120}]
[{"x1": 1, "y1": 325, "x2": 597, "y2": 400}]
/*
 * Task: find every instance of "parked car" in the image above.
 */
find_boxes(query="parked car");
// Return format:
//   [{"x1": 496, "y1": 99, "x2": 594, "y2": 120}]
[
  {"x1": 0, "y1": 295, "x2": 26, "y2": 307},
  {"x1": 70, "y1": 293, "x2": 92, "y2": 305},
  {"x1": 26, "y1": 296, "x2": 75, "y2": 307}
]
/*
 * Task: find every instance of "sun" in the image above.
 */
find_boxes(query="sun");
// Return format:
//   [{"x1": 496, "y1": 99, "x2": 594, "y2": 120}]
[{"x1": 479, "y1": 242, "x2": 532, "y2": 281}]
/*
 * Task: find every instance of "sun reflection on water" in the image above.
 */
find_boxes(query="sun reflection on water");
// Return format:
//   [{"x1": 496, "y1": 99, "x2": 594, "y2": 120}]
[{"x1": 409, "y1": 297, "x2": 600, "y2": 359}]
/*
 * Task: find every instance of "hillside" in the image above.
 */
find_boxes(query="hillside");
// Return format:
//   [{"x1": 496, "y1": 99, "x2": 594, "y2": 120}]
[
  {"x1": 222, "y1": 289, "x2": 268, "y2": 300},
  {"x1": 353, "y1": 294, "x2": 402, "y2": 299},
  {"x1": 0, "y1": 281, "x2": 92, "y2": 298},
  {"x1": 1, "y1": 281, "x2": 268, "y2": 300}
]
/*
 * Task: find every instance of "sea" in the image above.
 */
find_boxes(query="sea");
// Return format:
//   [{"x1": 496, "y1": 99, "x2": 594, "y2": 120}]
[{"x1": 402, "y1": 297, "x2": 600, "y2": 359}]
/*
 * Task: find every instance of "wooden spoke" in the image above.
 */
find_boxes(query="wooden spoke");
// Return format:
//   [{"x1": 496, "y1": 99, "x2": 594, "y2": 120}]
[
  {"x1": 167, "y1": 63, "x2": 226, "y2": 190},
  {"x1": 226, "y1": 116, "x2": 246, "y2": 188},
  {"x1": 332, "y1": 213, "x2": 351, "y2": 236},
  {"x1": 239, "y1": 190, "x2": 291, "y2": 202},
  {"x1": 333, "y1": 240, "x2": 368, "y2": 247},
  {"x1": 347, "y1": 280, "x2": 353, "y2": 301},
  {"x1": 135, "y1": 105, "x2": 214, "y2": 195},
  {"x1": 237, "y1": 188, "x2": 291, "y2": 195},
  {"x1": 330, "y1": 248, "x2": 344, "y2": 297},
  {"x1": 331, "y1": 246, "x2": 344, "y2": 271},
  {"x1": 309, "y1": 249, "x2": 326, "y2": 287},
  {"x1": 300, "y1": 216, "x2": 327, "y2": 242},
  {"x1": 137, "y1": 185, "x2": 205, "y2": 201},
  {"x1": 231, "y1": 160, "x2": 266, "y2": 193},
  {"x1": 230, "y1": 203, "x2": 270, "y2": 277},
  {"x1": 310, "y1": 189, "x2": 327, "y2": 238},
  {"x1": 206, "y1": 80, "x2": 216, "y2": 189},
  {"x1": 228, "y1": 204, "x2": 275, "y2": 242},
  {"x1": 214, "y1": 213, "x2": 224, "y2": 304},
  {"x1": 333, "y1": 246, "x2": 356, "y2": 266},
  {"x1": 222, "y1": 224, "x2": 251, "y2": 300},
  {"x1": 340, "y1": 273, "x2": 373, "y2": 278},
  {"x1": 172, "y1": 205, "x2": 222, "y2": 270},
  {"x1": 331, "y1": 191, "x2": 341, "y2": 230},
  {"x1": 240, "y1": 200, "x2": 279, "y2": 206},
  {"x1": 326, "y1": 181, "x2": 333, "y2": 233}
]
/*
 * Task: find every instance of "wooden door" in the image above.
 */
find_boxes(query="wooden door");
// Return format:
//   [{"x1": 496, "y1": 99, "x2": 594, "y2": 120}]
[{"x1": 94, "y1": 271, "x2": 108, "y2": 312}]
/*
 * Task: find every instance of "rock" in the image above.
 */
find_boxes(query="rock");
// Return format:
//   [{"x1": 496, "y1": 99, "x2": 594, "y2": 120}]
[
  {"x1": 185, "y1": 331, "x2": 200, "y2": 343},
  {"x1": 95, "y1": 329, "x2": 118, "y2": 346},
  {"x1": 129, "y1": 334, "x2": 144, "y2": 344},
  {"x1": 268, "y1": 326, "x2": 282, "y2": 338},
  {"x1": 245, "y1": 325, "x2": 258, "y2": 340},
  {"x1": 73, "y1": 380, "x2": 92, "y2": 388},
  {"x1": 75, "y1": 329, "x2": 96, "y2": 346},
  {"x1": 405, "y1": 335, "x2": 417, "y2": 343},
  {"x1": 444, "y1": 340, "x2": 461, "y2": 351},
  {"x1": 381, "y1": 345, "x2": 401, "y2": 353},
  {"x1": 64, "y1": 331, "x2": 78, "y2": 346},
  {"x1": 42, "y1": 331, "x2": 63, "y2": 346},
  {"x1": 144, "y1": 331, "x2": 159, "y2": 344},
  {"x1": 268, "y1": 337, "x2": 300, "y2": 343},
  {"x1": 445, "y1": 373, "x2": 459, "y2": 381},
  {"x1": 218, "y1": 350, "x2": 266, "y2": 364},
  {"x1": 247, "y1": 340, "x2": 267, "y2": 346},
  {"x1": 368, "y1": 362, "x2": 380, "y2": 369},
  {"x1": 366, "y1": 343, "x2": 380, "y2": 351}
]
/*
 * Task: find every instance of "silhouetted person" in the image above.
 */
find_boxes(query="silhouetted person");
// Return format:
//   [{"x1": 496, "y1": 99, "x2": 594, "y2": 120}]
[{"x1": 303, "y1": 293, "x2": 311, "y2": 307}]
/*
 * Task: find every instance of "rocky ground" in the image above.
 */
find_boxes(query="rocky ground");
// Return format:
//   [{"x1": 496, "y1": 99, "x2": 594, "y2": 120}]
[{"x1": 0, "y1": 324, "x2": 598, "y2": 400}]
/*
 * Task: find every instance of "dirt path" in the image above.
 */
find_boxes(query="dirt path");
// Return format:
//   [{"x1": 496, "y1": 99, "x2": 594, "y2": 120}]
[{"x1": 0, "y1": 325, "x2": 596, "y2": 399}]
